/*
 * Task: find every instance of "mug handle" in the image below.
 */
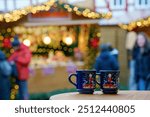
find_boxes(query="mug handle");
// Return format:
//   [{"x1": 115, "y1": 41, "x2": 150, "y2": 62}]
[
  {"x1": 68, "y1": 74, "x2": 77, "y2": 87},
  {"x1": 96, "y1": 73, "x2": 101, "y2": 85}
]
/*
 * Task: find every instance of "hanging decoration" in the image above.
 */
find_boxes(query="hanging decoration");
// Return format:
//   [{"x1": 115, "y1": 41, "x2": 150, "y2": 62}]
[
  {"x1": 119, "y1": 16, "x2": 150, "y2": 31},
  {"x1": 79, "y1": 24, "x2": 101, "y2": 69},
  {"x1": 0, "y1": 0, "x2": 112, "y2": 23},
  {"x1": 2, "y1": 37, "x2": 12, "y2": 48},
  {"x1": 0, "y1": 28, "x2": 15, "y2": 58},
  {"x1": 90, "y1": 37, "x2": 100, "y2": 49},
  {"x1": 0, "y1": 0, "x2": 56, "y2": 23}
]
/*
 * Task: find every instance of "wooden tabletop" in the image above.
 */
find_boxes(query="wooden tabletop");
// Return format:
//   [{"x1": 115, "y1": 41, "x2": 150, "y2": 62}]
[{"x1": 50, "y1": 91, "x2": 150, "y2": 100}]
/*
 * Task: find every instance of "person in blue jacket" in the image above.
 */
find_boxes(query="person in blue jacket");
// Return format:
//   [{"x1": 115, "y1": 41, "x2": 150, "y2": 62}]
[
  {"x1": 0, "y1": 50, "x2": 12, "y2": 100},
  {"x1": 94, "y1": 44, "x2": 119, "y2": 72}
]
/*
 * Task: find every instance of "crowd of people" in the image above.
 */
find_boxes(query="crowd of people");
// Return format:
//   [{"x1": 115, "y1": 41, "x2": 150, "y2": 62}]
[{"x1": 0, "y1": 36, "x2": 31, "y2": 100}]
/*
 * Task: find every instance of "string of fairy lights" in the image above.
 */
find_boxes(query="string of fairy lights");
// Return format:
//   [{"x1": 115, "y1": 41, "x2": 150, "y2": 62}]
[
  {"x1": 61, "y1": 3, "x2": 112, "y2": 19},
  {"x1": 0, "y1": 0, "x2": 112, "y2": 23},
  {"x1": 119, "y1": 16, "x2": 150, "y2": 31},
  {"x1": 0, "y1": 0, "x2": 56, "y2": 22}
]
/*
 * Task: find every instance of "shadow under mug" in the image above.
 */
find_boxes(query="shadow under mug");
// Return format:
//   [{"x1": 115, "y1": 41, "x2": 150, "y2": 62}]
[
  {"x1": 68, "y1": 70, "x2": 100, "y2": 94},
  {"x1": 99, "y1": 70, "x2": 120, "y2": 94}
]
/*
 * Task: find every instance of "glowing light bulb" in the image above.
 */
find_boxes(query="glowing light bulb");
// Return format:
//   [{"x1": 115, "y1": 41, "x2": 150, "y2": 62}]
[
  {"x1": 23, "y1": 39, "x2": 31, "y2": 46},
  {"x1": 137, "y1": 22, "x2": 142, "y2": 26},
  {"x1": 64, "y1": 37, "x2": 73, "y2": 45},
  {"x1": 43, "y1": 36, "x2": 51, "y2": 45}
]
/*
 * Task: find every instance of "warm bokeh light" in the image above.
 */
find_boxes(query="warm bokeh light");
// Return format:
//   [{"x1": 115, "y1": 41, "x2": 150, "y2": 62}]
[
  {"x1": 23, "y1": 39, "x2": 31, "y2": 47},
  {"x1": 43, "y1": 36, "x2": 51, "y2": 45},
  {"x1": 64, "y1": 37, "x2": 73, "y2": 45}
]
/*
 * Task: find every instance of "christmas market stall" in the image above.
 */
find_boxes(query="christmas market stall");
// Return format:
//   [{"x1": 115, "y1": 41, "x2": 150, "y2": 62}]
[{"x1": 0, "y1": 0, "x2": 112, "y2": 98}]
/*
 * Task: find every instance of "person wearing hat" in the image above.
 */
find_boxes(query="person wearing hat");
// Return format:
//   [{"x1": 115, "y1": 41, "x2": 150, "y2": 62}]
[
  {"x1": 107, "y1": 43, "x2": 119, "y2": 60},
  {"x1": 0, "y1": 50, "x2": 12, "y2": 100},
  {"x1": 8, "y1": 36, "x2": 32, "y2": 100},
  {"x1": 94, "y1": 44, "x2": 119, "y2": 72}
]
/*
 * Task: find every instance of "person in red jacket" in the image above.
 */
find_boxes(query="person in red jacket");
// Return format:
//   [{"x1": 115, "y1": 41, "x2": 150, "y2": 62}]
[{"x1": 8, "y1": 36, "x2": 32, "y2": 100}]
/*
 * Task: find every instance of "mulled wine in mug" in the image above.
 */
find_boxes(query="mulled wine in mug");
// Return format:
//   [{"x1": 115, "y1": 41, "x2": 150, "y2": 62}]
[
  {"x1": 99, "y1": 70, "x2": 120, "y2": 94},
  {"x1": 68, "y1": 70, "x2": 100, "y2": 94}
]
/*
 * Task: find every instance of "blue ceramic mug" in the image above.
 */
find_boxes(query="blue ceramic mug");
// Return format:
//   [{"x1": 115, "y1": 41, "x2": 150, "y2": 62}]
[
  {"x1": 68, "y1": 70, "x2": 100, "y2": 94},
  {"x1": 99, "y1": 70, "x2": 120, "y2": 94}
]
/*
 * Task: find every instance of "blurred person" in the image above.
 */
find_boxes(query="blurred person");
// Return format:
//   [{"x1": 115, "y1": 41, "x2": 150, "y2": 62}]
[
  {"x1": 128, "y1": 60, "x2": 137, "y2": 90},
  {"x1": 8, "y1": 36, "x2": 32, "y2": 99},
  {"x1": 94, "y1": 44, "x2": 119, "y2": 72},
  {"x1": 132, "y1": 32, "x2": 150, "y2": 90},
  {"x1": 0, "y1": 50, "x2": 12, "y2": 100},
  {"x1": 126, "y1": 32, "x2": 138, "y2": 90},
  {"x1": 107, "y1": 43, "x2": 119, "y2": 60}
]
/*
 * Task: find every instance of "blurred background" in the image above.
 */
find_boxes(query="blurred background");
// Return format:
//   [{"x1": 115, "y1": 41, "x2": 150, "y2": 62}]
[{"x1": 0, "y1": 0, "x2": 150, "y2": 100}]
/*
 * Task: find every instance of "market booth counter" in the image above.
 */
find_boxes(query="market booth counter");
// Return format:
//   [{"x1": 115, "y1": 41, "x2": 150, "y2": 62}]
[{"x1": 28, "y1": 60, "x2": 84, "y2": 93}]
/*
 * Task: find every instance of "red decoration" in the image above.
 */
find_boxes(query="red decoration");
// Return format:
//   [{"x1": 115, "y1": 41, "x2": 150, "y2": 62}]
[
  {"x1": 90, "y1": 37, "x2": 100, "y2": 48},
  {"x1": 2, "y1": 38, "x2": 12, "y2": 48}
]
